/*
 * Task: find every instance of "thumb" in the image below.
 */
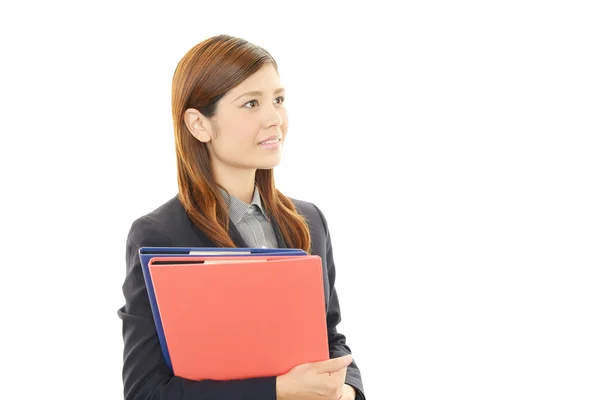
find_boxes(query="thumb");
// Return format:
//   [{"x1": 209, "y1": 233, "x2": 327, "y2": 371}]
[{"x1": 316, "y1": 355, "x2": 353, "y2": 374}]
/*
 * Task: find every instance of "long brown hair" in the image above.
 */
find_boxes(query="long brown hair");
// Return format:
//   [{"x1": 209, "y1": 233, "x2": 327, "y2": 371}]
[{"x1": 171, "y1": 34, "x2": 311, "y2": 252}]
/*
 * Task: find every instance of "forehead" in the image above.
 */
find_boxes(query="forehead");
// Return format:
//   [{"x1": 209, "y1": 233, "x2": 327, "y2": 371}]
[{"x1": 225, "y1": 64, "x2": 282, "y2": 96}]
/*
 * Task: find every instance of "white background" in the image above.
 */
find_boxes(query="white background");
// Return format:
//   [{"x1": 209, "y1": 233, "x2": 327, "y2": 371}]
[{"x1": 1, "y1": 1, "x2": 599, "y2": 399}]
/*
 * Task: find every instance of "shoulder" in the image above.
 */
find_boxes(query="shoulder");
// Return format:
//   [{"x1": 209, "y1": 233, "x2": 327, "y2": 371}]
[
  {"x1": 289, "y1": 197, "x2": 330, "y2": 237},
  {"x1": 288, "y1": 197, "x2": 333, "y2": 265},
  {"x1": 127, "y1": 195, "x2": 188, "y2": 246}
]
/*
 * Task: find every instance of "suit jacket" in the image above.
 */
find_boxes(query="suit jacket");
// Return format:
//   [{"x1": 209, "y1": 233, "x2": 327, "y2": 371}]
[{"x1": 118, "y1": 195, "x2": 365, "y2": 400}]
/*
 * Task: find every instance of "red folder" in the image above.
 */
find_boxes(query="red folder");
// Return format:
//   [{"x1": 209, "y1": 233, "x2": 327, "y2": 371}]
[{"x1": 148, "y1": 255, "x2": 329, "y2": 381}]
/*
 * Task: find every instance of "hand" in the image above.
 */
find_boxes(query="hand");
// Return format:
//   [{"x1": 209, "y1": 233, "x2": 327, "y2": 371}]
[
  {"x1": 340, "y1": 384, "x2": 356, "y2": 400},
  {"x1": 276, "y1": 354, "x2": 353, "y2": 400}
]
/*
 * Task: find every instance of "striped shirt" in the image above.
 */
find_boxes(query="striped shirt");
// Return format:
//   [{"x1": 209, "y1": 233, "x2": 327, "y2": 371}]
[{"x1": 220, "y1": 186, "x2": 278, "y2": 248}]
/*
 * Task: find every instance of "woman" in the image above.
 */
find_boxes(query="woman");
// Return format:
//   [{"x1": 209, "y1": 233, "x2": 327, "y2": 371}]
[{"x1": 118, "y1": 34, "x2": 366, "y2": 400}]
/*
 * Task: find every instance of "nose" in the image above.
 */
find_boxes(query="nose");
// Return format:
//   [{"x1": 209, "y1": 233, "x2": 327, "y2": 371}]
[{"x1": 264, "y1": 103, "x2": 283, "y2": 128}]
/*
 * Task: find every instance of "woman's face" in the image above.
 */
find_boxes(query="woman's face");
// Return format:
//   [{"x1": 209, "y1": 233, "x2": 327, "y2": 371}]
[{"x1": 187, "y1": 63, "x2": 288, "y2": 174}]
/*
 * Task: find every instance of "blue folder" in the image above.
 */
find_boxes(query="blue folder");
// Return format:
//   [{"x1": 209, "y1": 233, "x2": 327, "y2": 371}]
[{"x1": 138, "y1": 247, "x2": 307, "y2": 371}]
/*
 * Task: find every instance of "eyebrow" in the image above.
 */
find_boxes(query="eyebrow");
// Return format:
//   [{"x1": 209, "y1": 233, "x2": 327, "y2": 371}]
[{"x1": 232, "y1": 88, "x2": 286, "y2": 103}]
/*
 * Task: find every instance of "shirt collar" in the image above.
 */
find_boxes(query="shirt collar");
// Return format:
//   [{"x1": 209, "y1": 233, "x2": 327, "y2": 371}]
[{"x1": 219, "y1": 186, "x2": 269, "y2": 225}]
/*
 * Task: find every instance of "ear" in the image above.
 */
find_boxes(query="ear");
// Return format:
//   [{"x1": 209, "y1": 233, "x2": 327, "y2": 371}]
[{"x1": 184, "y1": 108, "x2": 213, "y2": 143}]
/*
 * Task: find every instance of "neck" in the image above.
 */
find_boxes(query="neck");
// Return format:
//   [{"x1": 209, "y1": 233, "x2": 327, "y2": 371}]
[{"x1": 213, "y1": 165, "x2": 257, "y2": 204}]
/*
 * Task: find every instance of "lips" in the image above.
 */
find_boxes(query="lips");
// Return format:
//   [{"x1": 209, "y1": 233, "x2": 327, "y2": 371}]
[{"x1": 258, "y1": 135, "x2": 282, "y2": 145}]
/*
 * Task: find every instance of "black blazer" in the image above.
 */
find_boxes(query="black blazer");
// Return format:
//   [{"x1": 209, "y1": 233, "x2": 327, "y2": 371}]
[{"x1": 118, "y1": 195, "x2": 365, "y2": 400}]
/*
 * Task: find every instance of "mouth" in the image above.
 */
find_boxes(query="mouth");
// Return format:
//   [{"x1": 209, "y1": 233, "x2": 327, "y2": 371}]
[{"x1": 258, "y1": 136, "x2": 282, "y2": 145}]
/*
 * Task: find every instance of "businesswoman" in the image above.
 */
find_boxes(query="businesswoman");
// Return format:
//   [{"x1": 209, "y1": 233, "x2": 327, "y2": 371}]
[{"x1": 118, "y1": 34, "x2": 365, "y2": 400}]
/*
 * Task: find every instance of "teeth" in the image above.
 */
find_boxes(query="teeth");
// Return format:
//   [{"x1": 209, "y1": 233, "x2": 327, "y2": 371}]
[{"x1": 261, "y1": 138, "x2": 280, "y2": 145}]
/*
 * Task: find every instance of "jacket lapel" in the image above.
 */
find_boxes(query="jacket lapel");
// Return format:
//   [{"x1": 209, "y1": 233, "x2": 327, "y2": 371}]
[
  {"x1": 271, "y1": 219, "x2": 288, "y2": 249},
  {"x1": 228, "y1": 221, "x2": 249, "y2": 248}
]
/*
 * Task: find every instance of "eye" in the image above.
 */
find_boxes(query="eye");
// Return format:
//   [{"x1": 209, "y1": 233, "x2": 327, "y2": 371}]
[
  {"x1": 274, "y1": 96, "x2": 285, "y2": 105},
  {"x1": 244, "y1": 100, "x2": 259, "y2": 108}
]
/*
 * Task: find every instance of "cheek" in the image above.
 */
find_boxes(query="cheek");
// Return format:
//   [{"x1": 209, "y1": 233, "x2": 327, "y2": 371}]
[
  {"x1": 280, "y1": 111, "x2": 289, "y2": 133},
  {"x1": 221, "y1": 118, "x2": 260, "y2": 142},
  {"x1": 238, "y1": 122, "x2": 261, "y2": 142}
]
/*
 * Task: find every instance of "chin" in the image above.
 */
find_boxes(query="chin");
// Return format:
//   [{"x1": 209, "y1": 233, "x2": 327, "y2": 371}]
[
  {"x1": 256, "y1": 156, "x2": 282, "y2": 170},
  {"x1": 256, "y1": 160, "x2": 281, "y2": 170},
  {"x1": 257, "y1": 164, "x2": 280, "y2": 170}
]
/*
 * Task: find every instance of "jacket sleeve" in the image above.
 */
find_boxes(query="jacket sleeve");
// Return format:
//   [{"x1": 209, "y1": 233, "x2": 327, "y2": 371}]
[
  {"x1": 313, "y1": 205, "x2": 367, "y2": 400},
  {"x1": 117, "y1": 217, "x2": 277, "y2": 400}
]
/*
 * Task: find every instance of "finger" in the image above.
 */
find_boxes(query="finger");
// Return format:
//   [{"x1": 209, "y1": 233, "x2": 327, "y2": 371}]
[
  {"x1": 315, "y1": 355, "x2": 353, "y2": 374},
  {"x1": 329, "y1": 367, "x2": 348, "y2": 383},
  {"x1": 321, "y1": 369, "x2": 347, "y2": 392},
  {"x1": 323, "y1": 376, "x2": 346, "y2": 399},
  {"x1": 325, "y1": 366, "x2": 347, "y2": 378}
]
